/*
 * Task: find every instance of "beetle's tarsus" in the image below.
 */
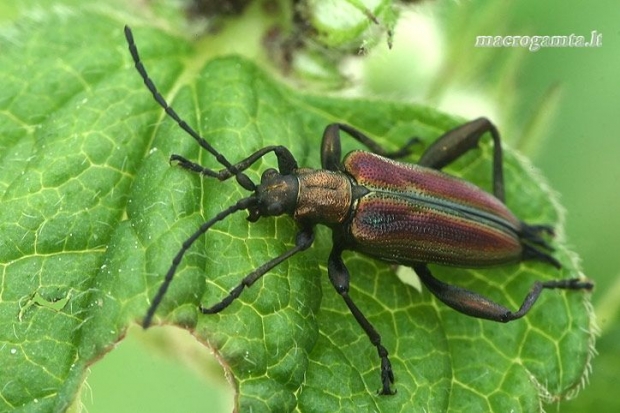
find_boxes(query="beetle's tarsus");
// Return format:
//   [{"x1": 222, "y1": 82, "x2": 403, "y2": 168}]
[
  {"x1": 543, "y1": 278, "x2": 594, "y2": 291},
  {"x1": 379, "y1": 352, "x2": 396, "y2": 395},
  {"x1": 384, "y1": 137, "x2": 422, "y2": 159}
]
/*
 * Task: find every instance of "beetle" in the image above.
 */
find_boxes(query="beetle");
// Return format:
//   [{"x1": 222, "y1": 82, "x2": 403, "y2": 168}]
[{"x1": 124, "y1": 26, "x2": 593, "y2": 395}]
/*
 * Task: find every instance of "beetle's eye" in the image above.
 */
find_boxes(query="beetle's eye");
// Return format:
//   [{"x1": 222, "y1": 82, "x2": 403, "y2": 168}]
[
  {"x1": 247, "y1": 207, "x2": 261, "y2": 222},
  {"x1": 261, "y1": 168, "x2": 277, "y2": 180},
  {"x1": 267, "y1": 202, "x2": 283, "y2": 216}
]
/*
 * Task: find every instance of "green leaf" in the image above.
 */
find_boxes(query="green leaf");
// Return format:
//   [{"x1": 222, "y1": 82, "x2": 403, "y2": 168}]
[
  {"x1": 0, "y1": 2, "x2": 594, "y2": 413},
  {"x1": 303, "y1": 0, "x2": 396, "y2": 49}
]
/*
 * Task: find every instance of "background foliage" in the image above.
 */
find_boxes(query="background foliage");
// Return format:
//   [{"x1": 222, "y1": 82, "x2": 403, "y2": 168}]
[{"x1": 0, "y1": 0, "x2": 616, "y2": 412}]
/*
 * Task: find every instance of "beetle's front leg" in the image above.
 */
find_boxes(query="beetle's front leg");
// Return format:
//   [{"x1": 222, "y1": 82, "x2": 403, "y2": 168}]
[
  {"x1": 413, "y1": 264, "x2": 593, "y2": 322},
  {"x1": 321, "y1": 123, "x2": 420, "y2": 171},
  {"x1": 327, "y1": 246, "x2": 395, "y2": 395},
  {"x1": 201, "y1": 227, "x2": 315, "y2": 314},
  {"x1": 418, "y1": 118, "x2": 505, "y2": 202},
  {"x1": 170, "y1": 145, "x2": 298, "y2": 190}
]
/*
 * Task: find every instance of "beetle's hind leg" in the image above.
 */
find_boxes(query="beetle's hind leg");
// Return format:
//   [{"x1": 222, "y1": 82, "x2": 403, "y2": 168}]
[
  {"x1": 523, "y1": 223, "x2": 555, "y2": 237},
  {"x1": 413, "y1": 264, "x2": 593, "y2": 322},
  {"x1": 519, "y1": 222, "x2": 562, "y2": 268}
]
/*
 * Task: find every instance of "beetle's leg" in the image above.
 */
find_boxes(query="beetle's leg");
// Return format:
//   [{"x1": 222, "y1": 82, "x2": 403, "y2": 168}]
[
  {"x1": 144, "y1": 196, "x2": 259, "y2": 328},
  {"x1": 321, "y1": 123, "x2": 420, "y2": 171},
  {"x1": 200, "y1": 228, "x2": 314, "y2": 314},
  {"x1": 418, "y1": 118, "x2": 505, "y2": 202},
  {"x1": 519, "y1": 223, "x2": 562, "y2": 268},
  {"x1": 328, "y1": 246, "x2": 395, "y2": 395},
  {"x1": 171, "y1": 145, "x2": 298, "y2": 191},
  {"x1": 413, "y1": 264, "x2": 593, "y2": 322}
]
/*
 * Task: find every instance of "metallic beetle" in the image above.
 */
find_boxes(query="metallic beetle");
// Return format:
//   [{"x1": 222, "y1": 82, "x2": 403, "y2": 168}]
[{"x1": 124, "y1": 26, "x2": 593, "y2": 395}]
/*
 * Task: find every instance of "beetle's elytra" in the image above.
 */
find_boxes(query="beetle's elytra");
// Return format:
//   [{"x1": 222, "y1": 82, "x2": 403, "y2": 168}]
[{"x1": 124, "y1": 26, "x2": 593, "y2": 396}]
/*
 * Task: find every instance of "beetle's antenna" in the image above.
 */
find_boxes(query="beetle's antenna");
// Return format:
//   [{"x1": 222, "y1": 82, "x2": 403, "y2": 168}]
[
  {"x1": 124, "y1": 25, "x2": 244, "y2": 180},
  {"x1": 143, "y1": 196, "x2": 258, "y2": 328}
]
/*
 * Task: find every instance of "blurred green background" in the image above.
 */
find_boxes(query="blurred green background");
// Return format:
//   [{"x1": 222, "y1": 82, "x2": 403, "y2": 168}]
[{"x1": 81, "y1": 0, "x2": 619, "y2": 412}]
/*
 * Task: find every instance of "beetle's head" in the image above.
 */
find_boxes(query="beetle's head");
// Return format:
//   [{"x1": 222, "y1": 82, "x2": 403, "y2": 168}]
[{"x1": 247, "y1": 168, "x2": 299, "y2": 222}]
